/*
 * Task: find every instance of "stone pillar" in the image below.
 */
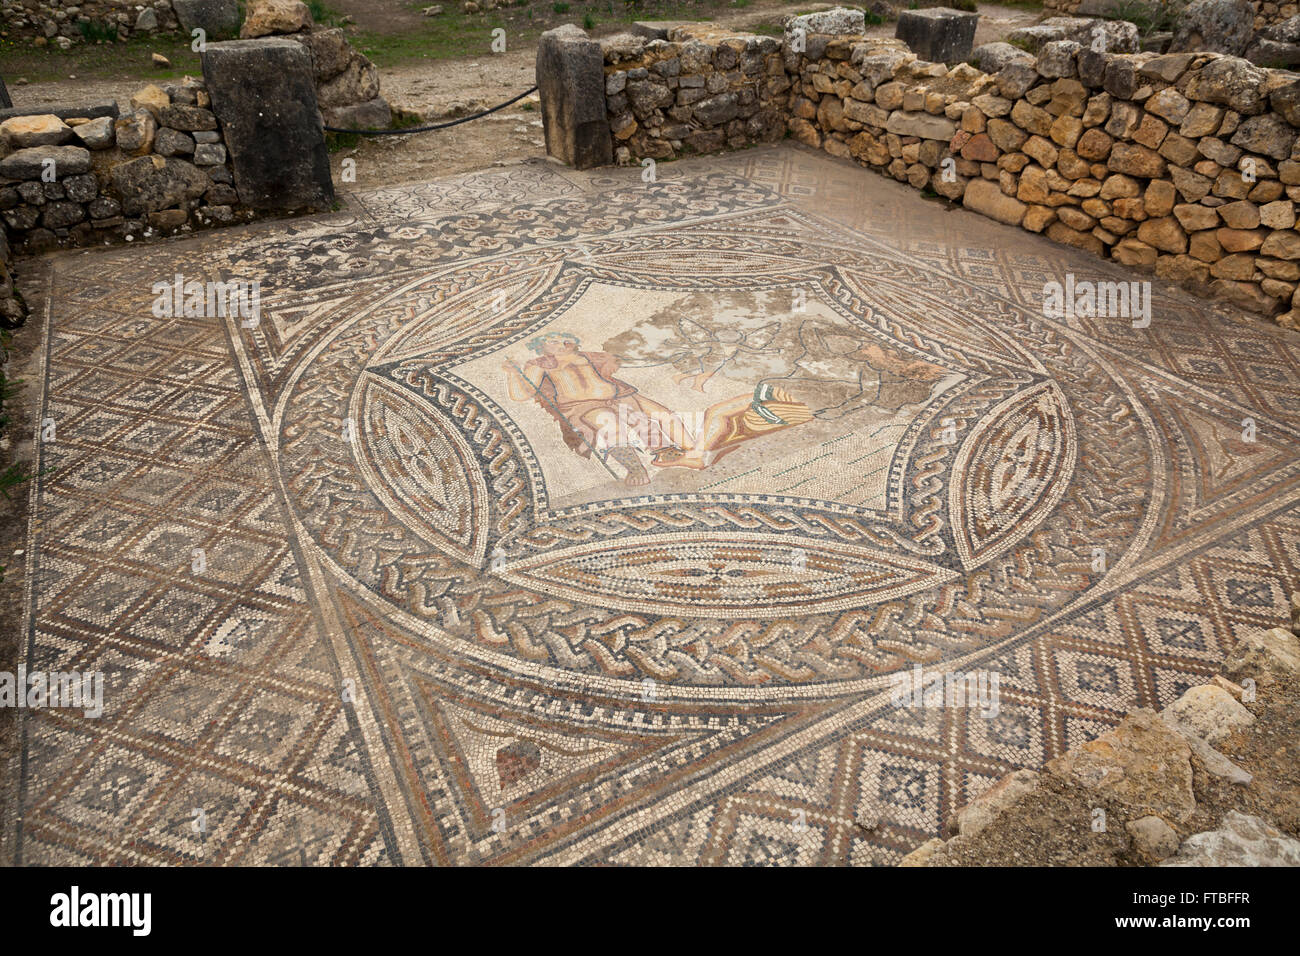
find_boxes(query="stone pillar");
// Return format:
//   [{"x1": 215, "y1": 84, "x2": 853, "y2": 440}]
[
  {"x1": 172, "y1": 0, "x2": 242, "y2": 41},
  {"x1": 201, "y1": 38, "x2": 333, "y2": 212},
  {"x1": 536, "y1": 25, "x2": 612, "y2": 170},
  {"x1": 895, "y1": 8, "x2": 980, "y2": 64}
]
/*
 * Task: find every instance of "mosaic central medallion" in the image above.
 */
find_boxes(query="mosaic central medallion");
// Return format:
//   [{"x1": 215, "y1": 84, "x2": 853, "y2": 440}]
[{"x1": 279, "y1": 222, "x2": 1117, "y2": 693}]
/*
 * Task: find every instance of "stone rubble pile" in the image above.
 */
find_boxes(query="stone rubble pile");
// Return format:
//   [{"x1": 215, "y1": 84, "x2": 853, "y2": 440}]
[
  {"x1": 1042, "y1": 0, "x2": 1300, "y2": 63},
  {"x1": 229, "y1": 0, "x2": 392, "y2": 131},
  {"x1": 0, "y1": 77, "x2": 244, "y2": 254},
  {"x1": 900, "y1": 601, "x2": 1300, "y2": 866},
  {"x1": 602, "y1": 11, "x2": 1300, "y2": 329}
]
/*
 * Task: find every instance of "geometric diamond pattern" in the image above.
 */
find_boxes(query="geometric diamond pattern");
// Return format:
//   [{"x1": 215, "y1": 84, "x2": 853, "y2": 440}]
[{"x1": 4, "y1": 146, "x2": 1298, "y2": 866}]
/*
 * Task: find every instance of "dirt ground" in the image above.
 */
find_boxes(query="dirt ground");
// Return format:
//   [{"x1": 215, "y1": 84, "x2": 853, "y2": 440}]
[{"x1": 3, "y1": 2, "x2": 1042, "y2": 189}]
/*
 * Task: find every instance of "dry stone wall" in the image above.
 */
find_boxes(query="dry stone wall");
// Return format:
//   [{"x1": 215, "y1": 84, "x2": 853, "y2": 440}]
[
  {"x1": 0, "y1": 77, "x2": 246, "y2": 256},
  {"x1": 1, "y1": 0, "x2": 184, "y2": 46},
  {"x1": 596, "y1": 20, "x2": 1300, "y2": 329},
  {"x1": 601, "y1": 30, "x2": 789, "y2": 163}
]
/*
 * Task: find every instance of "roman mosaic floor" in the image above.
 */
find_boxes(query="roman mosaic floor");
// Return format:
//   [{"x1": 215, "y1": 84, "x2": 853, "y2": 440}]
[{"x1": 4, "y1": 143, "x2": 1300, "y2": 865}]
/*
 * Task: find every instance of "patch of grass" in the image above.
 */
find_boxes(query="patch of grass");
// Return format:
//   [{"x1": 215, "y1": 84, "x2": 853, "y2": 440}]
[
  {"x1": 0, "y1": 32, "x2": 202, "y2": 83},
  {"x1": 553, "y1": 1, "x2": 570, "y2": 11},
  {"x1": 1098, "y1": 0, "x2": 1184, "y2": 36},
  {"x1": 306, "y1": 1, "x2": 345, "y2": 27},
  {"x1": 584, "y1": 12, "x2": 597, "y2": 28},
  {"x1": 354, "y1": 12, "x2": 514, "y2": 65}
]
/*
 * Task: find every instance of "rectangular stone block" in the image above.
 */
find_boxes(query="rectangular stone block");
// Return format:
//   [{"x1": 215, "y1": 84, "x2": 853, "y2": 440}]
[
  {"x1": 895, "y1": 8, "x2": 980, "y2": 64},
  {"x1": 173, "y1": 0, "x2": 241, "y2": 41},
  {"x1": 201, "y1": 38, "x2": 333, "y2": 212},
  {"x1": 536, "y1": 26, "x2": 612, "y2": 170}
]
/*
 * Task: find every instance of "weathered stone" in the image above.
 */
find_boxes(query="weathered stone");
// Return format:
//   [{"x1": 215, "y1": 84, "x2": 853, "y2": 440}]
[
  {"x1": 1047, "y1": 709, "x2": 1196, "y2": 823},
  {"x1": 955, "y1": 769, "x2": 1041, "y2": 838},
  {"x1": 1109, "y1": 142, "x2": 1166, "y2": 178},
  {"x1": 202, "y1": 38, "x2": 334, "y2": 210},
  {"x1": 845, "y1": 99, "x2": 889, "y2": 127},
  {"x1": 788, "y1": 8, "x2": 866, "y2": 37},
  {"x1": 886, "y1": 111, "x2": 956, "y2": 140},
  {"x1": 130, "y1": 84, "x2": 170, "y2": 118},
  {"x1": 192, "y1": 143, "x2": 228, "y2": 166},
  {"x1": 1164, "y1": 684, "x2": 1255, "y2": 746},
  {"x1": 695, "y1": 92, "x2": 740, "y2": 126},
  {"x1": 895, "y1": 8, "x2": 978, "y2": 65},
  {"x1": 240, "y1": 0, "x2": 312, "y2": 39},
  {"x1": 160, "y1": 105, "x2": 219, "y2": 133},
  {"x1": 1114, "y1": 237, "x2": 1158, "y2": 266},
  {"x1": 1180, "y1": 101, "x2": 1225, "y2": 137},
  {"x1": 1169, "y1": 0, "x2": 1256, "y2": 56},
  {"x1": 1145, "y1": 88, "x2": 1191, "y2": 124},
  {"x1": 1270, "y1": 80, "x2": 1300, "y2": 127},
  {"x1": 960, "y1": 132, "x2": 998, "y2": 162},
  {"x1": 109, "y1": 155, "x2": 210, "y2": 215},
  {"x1": 987, "y1": 118, "x2": 1028, "y2": 152},
  {"x1": 41, "y1": 200, "x2": 84, "y2": 229},
  {"x1": 1145, "y1": 179, "x2": 1177, "y2": 217},
  {"x1": 0, "y1": 145, "x2": 91, "y2": 180},
  {"x1": 972, "y1": 42, "x2": 1033, "y2": 74},
  {"x1": 1102, "y1": 58, "x2": 1138, "y2": 99},
  {"x1": 1173, "y1": 203, "x2": 1221, "y2": 231},
  {"x1": 1127, "y1": 815, "x2": 1180, "y2": 861},
  {"x1": 1036, "y1": 40, "x2": 1080, "y2": 79},
  {"x1": 987, "y1": 67, "x2": 1031, "y2": 106},
  {"x1": 1231, "y1": 113, "x2": 1298, "y2": 161},
  {"x1": 1261, "y1": 229, "x2": 1300, "y2": 258},
  {"x1": 1011, "y1": 100, "x2": 1053, "y2": 137},
  {"x1": 898, "y1": 837, "x2": 945, "y2": 867},
  {"x1": 155, "y1": 127, "x2": 196, "y2": 157},
  {"x1": 323, "y1": 98, "x2": 392, "y2": 131},
  {"x1": 1139, "y1": 52, "x2": 1197, "y2": 83},
  {"x1": 63, "y1": 173, "x2": 97, "y2": 203},
  {"x1": 318, "y1": 58, "x2": 381, "y2": 109},
  {"x1": 72, "y1": 116, "x2": 116, "y2": 150},
  {"x1": 1171, "y1": 165, "x2": 1214, "y2": 201},
  {"x1": 173, "y1": 0, "x2": 241, "y2": 41},
  {"x1": 964, "y1": 177, "x2": 1027, "y2": 225},
  {"x1": 1260, "y1": 199, "x2": 1297, "y2": 229},
  {"x1": 1104, "y1": 100, "x2": 1142, "y2": 138},
  {"x1": 1138, "y1": 216, "x2": 1188, "y2": 253},
  {"x1": 875, "y1": 82, "x2": 905, "y2": 111},
  {"x1": 1180, "y1": 57, "x2": 1268, "y2": 115},
  {"x1": 0, "y1": 114, "x2": 73, "y2": 148},
  {"x1": 87, "y1": 196, "x2": 121, "y2": 219},
  {"x1": 1075, "y1": 126, "x2": 1113, "y2": 161},
  {"x1": 114, "y1": 110, "x2": 157, "y2": 155},
  {"x1": 1223, "y1": 625, "x2": 1300, "y2": 679},
  {"x1": 1162, "y1": 811, "x2": 1300, "y2": 866}
]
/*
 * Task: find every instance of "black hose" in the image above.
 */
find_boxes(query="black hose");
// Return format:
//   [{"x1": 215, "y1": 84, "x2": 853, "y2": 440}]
[{"x1": 323, "y1": 86, "x2": 539, "y2": 135}]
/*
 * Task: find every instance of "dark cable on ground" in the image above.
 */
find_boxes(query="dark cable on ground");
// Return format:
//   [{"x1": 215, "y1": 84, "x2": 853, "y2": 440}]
[{"x1": 323, "y1": 86, "x2": 539, "y2": 136}]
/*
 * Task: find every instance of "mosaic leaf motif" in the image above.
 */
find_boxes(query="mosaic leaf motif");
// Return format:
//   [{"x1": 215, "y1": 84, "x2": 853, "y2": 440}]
[
  {"x1": 949, "y1": 381, "x2": 1077, "y2": 570},
  {"x1": 357, "y1": 376, "x2": 489, "y2": 567},
  {"x1": 495, "y1": 535, "x2": 959, "y2": 618}
]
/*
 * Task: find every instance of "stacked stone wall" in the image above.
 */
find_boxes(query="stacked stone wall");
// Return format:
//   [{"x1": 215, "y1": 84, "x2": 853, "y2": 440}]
[
  {"x1": 603, "y1": 23, "x2": 1300, "y2": 329},
  {"x1": 601, "y1": 31, "x2": 790, "y2": 163},
  {"x1": 0, "y1": 77, "x2": 247, "y2": 258}
]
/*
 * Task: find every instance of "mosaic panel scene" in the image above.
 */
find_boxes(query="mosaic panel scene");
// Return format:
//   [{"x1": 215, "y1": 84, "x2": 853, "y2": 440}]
[{"x1": 5, "y1": 144, "x2": 1300, "y2": 865}]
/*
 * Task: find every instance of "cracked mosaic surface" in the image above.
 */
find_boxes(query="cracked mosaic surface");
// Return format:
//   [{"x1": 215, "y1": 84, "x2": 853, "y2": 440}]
[{"x1": 5, "y1": 146, "x2": 1300, "y2": 865}]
